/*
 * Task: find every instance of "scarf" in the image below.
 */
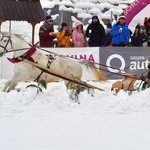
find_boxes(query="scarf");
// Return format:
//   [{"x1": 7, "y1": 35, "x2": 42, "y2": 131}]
[{"x1": 43, "y1": 21, "x2": 53, "y2": 30}]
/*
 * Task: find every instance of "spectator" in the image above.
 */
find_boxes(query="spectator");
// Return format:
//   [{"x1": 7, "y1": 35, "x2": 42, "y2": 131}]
[
  {"x1": 105, "y1": 22, "x2": 112, "y2": 46},
  {"x1": 72, "y1": 21, "x2": 88, "y2": 47},
  {"x1": 39, "y1": 16, "x2": 56, "y2": 47},
  {"x1": 110, "y1": 15, "x2": 131, "y2": 46},
  {"x1": 140, "y1": 26, "x2": 149, "y2": 47},
  {"x1": 56, "y1": 22, "x2": 72, "y2": 47},
  {"x1": 131, "y1": 24, "x2": 142, "y2": 46},
  {"x1": 86, "y1": 15, "x2": 105, "y2": 47},
  {"x1": 144, "y1": 17, "x2": 150, "y2": 34},
  {"x1": 144, "y1": 17, "x2": 150, "y2": 46}
]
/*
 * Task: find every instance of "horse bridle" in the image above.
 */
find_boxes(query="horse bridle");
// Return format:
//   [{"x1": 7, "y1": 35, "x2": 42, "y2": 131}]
[{"x1": 0, "y1": 35, "x2": 13, "y2": 54}]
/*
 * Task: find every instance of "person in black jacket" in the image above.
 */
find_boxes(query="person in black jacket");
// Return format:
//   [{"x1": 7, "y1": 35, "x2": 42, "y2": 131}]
[
  {"x1": 86, "y1": 15, "x2": 105, "y2": 47},
  {"x1": 131, "y1": 24, "x2": 142, "y2": 46}
]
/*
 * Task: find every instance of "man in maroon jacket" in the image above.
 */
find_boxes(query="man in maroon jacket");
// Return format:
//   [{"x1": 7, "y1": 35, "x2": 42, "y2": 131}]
[{"x1": 39, "y1": 16, "x2": 56, "y2": 47}]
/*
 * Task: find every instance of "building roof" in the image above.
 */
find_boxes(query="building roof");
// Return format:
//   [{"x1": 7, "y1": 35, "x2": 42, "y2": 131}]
[{"x1": 0, "y1": 0, "x2": 45, "y2": 23}]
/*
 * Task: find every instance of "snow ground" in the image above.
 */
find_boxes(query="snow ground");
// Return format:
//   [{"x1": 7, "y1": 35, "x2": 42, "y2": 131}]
[{"x1": 0, "y1": 80, "x2": 150, "y2": 150}]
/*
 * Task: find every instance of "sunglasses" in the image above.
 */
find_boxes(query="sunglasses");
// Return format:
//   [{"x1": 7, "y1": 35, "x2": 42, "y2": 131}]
[{"x1": 48, "y1": 20, "x2": 53, "y2": 22}]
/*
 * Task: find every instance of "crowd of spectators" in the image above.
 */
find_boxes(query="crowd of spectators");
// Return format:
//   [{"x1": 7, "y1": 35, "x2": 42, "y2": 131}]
[{"x1": 39, "y1": 15, "x2": 150, "y2": 48}]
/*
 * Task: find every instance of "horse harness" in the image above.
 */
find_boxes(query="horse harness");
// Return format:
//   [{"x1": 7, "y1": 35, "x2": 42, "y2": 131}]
[
  {"x1": 34, "y1": 54, "x2": 56, "y2": 82},
  {"x1": 0, "y1": 35, "x2": 13, "y2": 55}
]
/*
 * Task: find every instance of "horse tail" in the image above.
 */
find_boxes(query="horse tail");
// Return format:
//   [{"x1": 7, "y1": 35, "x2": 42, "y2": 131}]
[{"x1": 80, "y1": 60, "x2": 107, "y2": 81}]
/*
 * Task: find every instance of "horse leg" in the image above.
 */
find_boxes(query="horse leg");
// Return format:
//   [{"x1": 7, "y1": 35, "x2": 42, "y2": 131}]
[
  {"x1": 111, "y1": 81, "x2": 123, "y2": 95},
  {"x1": 64, "y1": 79, "x2": 85, "y2": 104}
]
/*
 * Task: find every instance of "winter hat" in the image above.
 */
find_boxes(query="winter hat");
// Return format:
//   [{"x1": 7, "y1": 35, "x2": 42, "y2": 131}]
[
  {"x1": 46, "y1": 15, "x2": 52, "y2": 20},
  {"x1": 118, "y1": 15, "x2": 126, "y2": 20},
  {"x1": 75, "y1": 21, "x2": 83, "y2": 28},
  {"x1": 61, "y1": 22, "x2": 68, "y2": 28},
  {"x1": 92, "y1": 15, "x2": 98, "y2": 20},
  {"x1": 135, "y1": 24, "x2": 141, "y2": 30}
]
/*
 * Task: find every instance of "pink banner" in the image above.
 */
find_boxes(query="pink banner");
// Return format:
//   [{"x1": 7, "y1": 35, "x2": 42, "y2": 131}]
[{"x1": 124, "y1": 0, "x2": 149, "y2": 25}]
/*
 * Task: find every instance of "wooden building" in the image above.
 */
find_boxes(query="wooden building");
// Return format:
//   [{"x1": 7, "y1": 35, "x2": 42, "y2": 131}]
[{"x1": 0, "y1": 0, "x2": 45, "y2": 44}]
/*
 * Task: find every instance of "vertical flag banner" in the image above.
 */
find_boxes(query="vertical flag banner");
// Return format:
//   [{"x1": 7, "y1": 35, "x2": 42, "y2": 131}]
[{"x1": 124, "y1": 0, "x2": 149, "y2": 25}]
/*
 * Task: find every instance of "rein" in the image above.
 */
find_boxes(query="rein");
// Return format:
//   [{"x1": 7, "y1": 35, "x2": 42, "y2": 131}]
[
  {"x1": 0, "y1": 35, "x2": 12, "y2": 53},
  {"x1": 0, "y1": 34, "x2": 31, "y2": 57}
]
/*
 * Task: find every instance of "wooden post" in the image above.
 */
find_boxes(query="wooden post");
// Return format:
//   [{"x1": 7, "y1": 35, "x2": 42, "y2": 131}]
[
  {"x1": 30, "y1": 22, "x2": 37, "y2": 45},
  {"x1": 0, "y1": 19, "x2": 4, "y2": 32}
]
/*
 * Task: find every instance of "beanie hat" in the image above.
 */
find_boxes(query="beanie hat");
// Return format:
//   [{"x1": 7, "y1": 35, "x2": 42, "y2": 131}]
[
  {"x1": 61, "y1": 22, "x2": 68, "y2": 28},
  {"x1": 92, "y1": 16, "x2": 98, "y2": 20},
  {"x1": 118, "y1": 15, "x2": 126, "y2": 20},
  {"x1": 46, "y1": 15, "x2": 52, "y2": 20}
]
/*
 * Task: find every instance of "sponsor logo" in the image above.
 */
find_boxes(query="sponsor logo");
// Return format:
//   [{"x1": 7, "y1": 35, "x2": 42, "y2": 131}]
[
  {"x1": 68, "y1": 54, "x2": 95, "y2": 62},
  {"x1": 106, "y1": 54, "x2": 150, "y2": 73},
  {"x1": 130, "y1": 56, "x2": 149, "y2": 70},
  {"x1": 106, "y1": 54, "x2": 125, "y2": 73}
]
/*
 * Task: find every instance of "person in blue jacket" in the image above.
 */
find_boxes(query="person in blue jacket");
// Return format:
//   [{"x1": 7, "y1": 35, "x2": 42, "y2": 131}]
[{"x1": 110, "y1": 15, "x2": 131, "y2": 46}]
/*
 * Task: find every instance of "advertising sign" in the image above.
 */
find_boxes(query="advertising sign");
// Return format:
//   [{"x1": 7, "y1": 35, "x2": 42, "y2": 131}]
[{"x1": 100, "y1": 47, "x2": 150, "y2": 79}]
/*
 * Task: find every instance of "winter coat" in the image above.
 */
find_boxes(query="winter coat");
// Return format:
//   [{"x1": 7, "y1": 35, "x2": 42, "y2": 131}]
[
  {"x1": 86, "y1": 20, "x2": 105, "y2": 47},
  {"x1": 131, "y1": 30, "x2": 142, "y2": 46},
  {"x1": 144, "y1": 17, "x2": 150, "y2": 35},
  {"x1": 110, "y1": 23, "x2": 131, "y2": 46},
  {"x1": 39, "y1": 22, "x2": 55, "y2": 47},
  {"x1": 72, "y1": 22, "x2": 87, "y2": 47},
  {"x1": 141, "y1": 33, "x2": 148, "y2": 47},
  {"x1": 56, "y1": 30, "x2": 72, "y2": 47}
]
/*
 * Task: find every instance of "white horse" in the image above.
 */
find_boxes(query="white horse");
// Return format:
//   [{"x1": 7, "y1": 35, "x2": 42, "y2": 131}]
[{"x1": 0, "y1": 32, "x2": 106, "y2": 92}]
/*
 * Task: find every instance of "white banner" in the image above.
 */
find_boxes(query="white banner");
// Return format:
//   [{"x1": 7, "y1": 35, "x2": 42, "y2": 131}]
[{"x1": 43, "y1": 47, "x2": 99, "y2": 63}]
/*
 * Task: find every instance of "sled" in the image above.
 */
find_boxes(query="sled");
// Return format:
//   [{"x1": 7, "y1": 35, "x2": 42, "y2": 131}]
[
  {"x1": 111, "y1": 73, "x2": 140, "y2": 95},
  {"x1": 24, "y1": 60, "x2": 105, "y2": 91}
]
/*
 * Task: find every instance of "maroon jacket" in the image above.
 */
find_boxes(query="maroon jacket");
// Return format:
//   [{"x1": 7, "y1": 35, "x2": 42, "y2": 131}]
[{"x1": 39, "y1": 24, "x2": 55, "y2": 47}]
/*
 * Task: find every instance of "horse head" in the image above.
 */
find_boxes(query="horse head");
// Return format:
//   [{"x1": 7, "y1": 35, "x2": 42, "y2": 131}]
[{"x1": 0, "y1": 32, "x2": 31, "y2": 57}]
